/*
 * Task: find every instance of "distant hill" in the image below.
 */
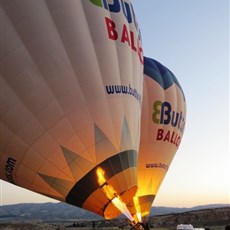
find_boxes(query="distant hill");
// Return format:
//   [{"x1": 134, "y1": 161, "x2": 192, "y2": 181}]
[
  {"x1": 0, "y1": 202, "x2": 101, "y2": 221},
  {"x1": 0, "y1": 202, "x2": 229, "y2": 222}
]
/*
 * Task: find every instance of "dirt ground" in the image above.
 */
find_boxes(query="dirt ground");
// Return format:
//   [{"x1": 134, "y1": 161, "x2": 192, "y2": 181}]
[{"x1": 0, "y1": 222, "x2": 228, "y2": 230}]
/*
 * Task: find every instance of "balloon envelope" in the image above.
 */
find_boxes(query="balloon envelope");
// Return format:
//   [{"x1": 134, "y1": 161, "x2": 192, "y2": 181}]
[
  {"x1": 0, "y1": 0, "x2": 143, "y2": 219},
  {"x1": 128, "y1": 57, "x2": 186, "y2": 222}
]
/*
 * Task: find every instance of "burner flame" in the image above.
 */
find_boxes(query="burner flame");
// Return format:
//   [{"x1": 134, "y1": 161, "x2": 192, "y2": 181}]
[
  {"x1": 133, "y1": 196, "x2": 142, "y2": 223},
  {"x1": 96, "y1": 167, "x2": 134, "y2": 221}
]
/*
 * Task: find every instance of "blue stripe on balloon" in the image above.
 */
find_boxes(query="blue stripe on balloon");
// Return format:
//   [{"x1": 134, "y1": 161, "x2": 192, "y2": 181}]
[{"x1": 144, "y1": 57, "x2": 185, "y2": 100}]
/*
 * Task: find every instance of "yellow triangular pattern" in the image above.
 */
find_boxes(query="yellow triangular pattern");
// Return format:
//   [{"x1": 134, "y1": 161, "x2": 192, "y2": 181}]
[
  {"x1": 39, "y1": 173, "x2": 74, "y2": 197},
  {"x1": 120, "y1": 117, "x2": 133, "y2": 150}
]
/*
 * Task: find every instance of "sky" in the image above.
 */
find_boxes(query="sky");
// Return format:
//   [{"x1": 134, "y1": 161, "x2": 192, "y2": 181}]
[
  {"x1": 131, "y1": 0, "x2": 229, "y2": 207},
  {"x1": 1, "y1": 0, "x2": 229, "y2": 208}
]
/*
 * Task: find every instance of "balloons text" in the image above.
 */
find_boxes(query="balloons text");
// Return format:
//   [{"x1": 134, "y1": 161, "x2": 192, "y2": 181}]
[
  {"x1": 152, "y1": 100, "x2": 185, "y2": 133},
  {"x1": 105, "y1": 17, "x2": 143, "y2": 64},
  {"x1": 156, "y1": 129, "x2": 181, "y2": 147},
  {"x1": 4, "y1": 157, "x2": 17, "y2": 185},
  {"x1": 90, "y1": 0, "x2": 140, "y2": 32}
]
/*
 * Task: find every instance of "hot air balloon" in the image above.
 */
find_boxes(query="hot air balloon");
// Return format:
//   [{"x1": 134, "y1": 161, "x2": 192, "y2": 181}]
[
  {"x1": 0, "y1": 0, "x2": 143, "y2": 219},
  {"x1": 128, "y1": 57, "x2": 186, "y2": 224}
]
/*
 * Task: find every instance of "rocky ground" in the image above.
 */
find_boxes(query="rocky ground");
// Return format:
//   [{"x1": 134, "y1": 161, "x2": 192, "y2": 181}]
[
  {"x1": 0, "y1": 223, "x2": 228, "y2": 230},
  {"x1": 148, "y1": 207, "x2": 230, "y2": 228},
  {"x1": 0, "y1": 207, "x2": 229, "y2": 230}
]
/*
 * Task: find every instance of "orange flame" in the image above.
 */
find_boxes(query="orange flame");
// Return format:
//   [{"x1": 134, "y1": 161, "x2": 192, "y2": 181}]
[
  {"x1": 133, "y1": 196, "x2": 142, "y2": 223},
  {"x1": 96, "y1": 167, "x2": 133, "y2": 221}
]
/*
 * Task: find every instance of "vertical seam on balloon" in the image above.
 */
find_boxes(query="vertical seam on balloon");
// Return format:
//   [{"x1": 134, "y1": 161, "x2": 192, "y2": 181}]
[
  {"x1": 107, "y1": 9, "x2": 126, "y2": 155},
  {"x1": 80, "y1": 1, "x2": 118, "y2": 165},
  {"x1": 44, "y1": 0, "x2": 96, "y2": 164},
  {"x1": 77, "y1": 1, "x2": 126, "y2": 209}
]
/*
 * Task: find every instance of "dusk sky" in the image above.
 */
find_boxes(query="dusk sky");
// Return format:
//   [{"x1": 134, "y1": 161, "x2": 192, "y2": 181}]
[{"x1": 1, "y1": 0, "x2": 229, "y2": 208}]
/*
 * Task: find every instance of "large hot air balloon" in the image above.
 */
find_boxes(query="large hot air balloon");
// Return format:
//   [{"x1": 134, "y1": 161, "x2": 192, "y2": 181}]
[
  {"x1": 0, "y1": 0, "x2": 143, "y2": 219},
  {"x1": 128, "y1": 57, "x2": 186, "y2": 223}
]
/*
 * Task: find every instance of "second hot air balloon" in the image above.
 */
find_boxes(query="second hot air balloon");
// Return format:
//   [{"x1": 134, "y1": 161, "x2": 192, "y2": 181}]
[{"x1": 128, "y1": 57, "x2": 186, "y2": 224}]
